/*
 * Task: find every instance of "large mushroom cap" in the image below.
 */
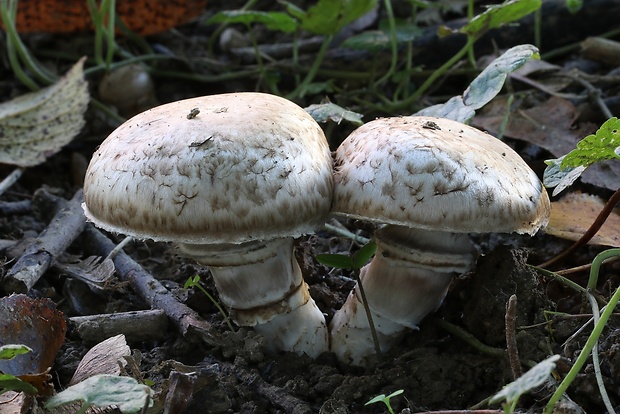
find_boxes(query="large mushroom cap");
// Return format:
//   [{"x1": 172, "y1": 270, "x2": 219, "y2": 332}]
[
  {"x1": 83, "y1": 92, "x2": 333, "y2": 244},
  {"x1": 332, "y1": 116, "x2": 550, "y2": 235}
]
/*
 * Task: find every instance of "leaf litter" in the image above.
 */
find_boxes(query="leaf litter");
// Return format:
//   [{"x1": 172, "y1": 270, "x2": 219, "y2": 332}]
[{"x1": 0, "y1": 57, "x2": 89, "y2": 167}]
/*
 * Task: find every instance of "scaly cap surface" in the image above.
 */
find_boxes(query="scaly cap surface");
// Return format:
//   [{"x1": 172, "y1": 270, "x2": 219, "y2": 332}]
[
  {"x1": 83, "y1": 92, "x2": 333, "y2": 244},
  {"x1": 332, "y1": 116, "x2": 550, "y2": 235}
]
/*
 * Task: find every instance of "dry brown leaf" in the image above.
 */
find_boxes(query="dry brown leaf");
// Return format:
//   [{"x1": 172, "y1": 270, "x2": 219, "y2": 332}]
[
  {"x1": 473, "y1": 96, "x2": 619, "y2": 191},
  {"x1": 0, "y1": 57, "x2": 89, "y2": 167},
  {"x1": 69, "y1": 334, "x2": 131, "y2": 386},
  {"x1": 0, "y1": 294, "x2": 67, "y2": 376},
  {"x1": 546, "y1": 192, "x2": 620, "y2": 247}
]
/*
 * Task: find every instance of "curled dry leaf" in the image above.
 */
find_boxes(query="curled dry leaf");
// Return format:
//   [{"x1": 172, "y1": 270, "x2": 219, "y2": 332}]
[
  {"x1": 69, "y1": 334, "x2": 131, "y2": 386},
  {"x1": 56, "y1": 254, "x2": 115, "y2": 291},
  {"x1": 0, "y1": 294, "x2": 66, "y2": 376},
  {"x1": 0, "y1": 57, "x2": 89, "y2": 167},
  {"x1": 546, "y1": 192, "x2": 620, "y2": 247}
]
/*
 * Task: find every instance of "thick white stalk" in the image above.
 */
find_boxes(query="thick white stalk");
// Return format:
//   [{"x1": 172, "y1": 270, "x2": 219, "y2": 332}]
[
  {"x1": 329, "y1": 226, "x2": 476, "y2": 365},
  {"x1": 179, "y1": 237, "x2": 328, "y2": 358}
]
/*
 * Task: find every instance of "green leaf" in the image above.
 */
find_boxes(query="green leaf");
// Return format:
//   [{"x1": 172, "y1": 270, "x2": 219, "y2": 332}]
[
  {"x1": 460, "y1": 0, "x2": 542, "y2": 38},
  {"x1": 315, "y1": 254, "x2": 353, "y2": 269},
  {"x1": 183, "y1": 275, "x2": 201, "y2": 289},
  {"x1": 565, "y1": 0, "x2": 583, "y2": 13},
  {"x1": 207, "y1": 11, "x2": 298, "y2": 33},
  {"x1": 343, "y1": 19, "x2": 422, "y2": 51},
  {"x1": 352, "y1": 242, "x2": 377, "y2": 269},
  {"x1": 45, "y1": 375, "x2": 152, "y2": 413},
  {"x1": 0, "y1": 344, "x2": 32, "y2": 361},
  {"x1": 490, "y1": 355, "x2": 560, "y2": 405},
  {"x1": 543, "y1": 156, "x2": 586, "y2": 196},
  {"x1": 304, "y1": 102, "x2": 363, "y2": 126},
  {"x1": 341, "y1": 30, "x2": 392, "y2": 51},
  {"x1": 560, "y1": 117, "x2": 620, "y2": 169},
  {"x1": 463, "y1": 44, "x2": 539, "y2": 110},
  {"x1": 0, "y1": 374, "x2": 39, "y2": 395},
  {"x1": 415, "y1": 44, "x2": 539, "y2": 123},
  {"x1": 544, "y1": 117, "x2": 620, "y2": 195},
  {"x1": 379, "y1": 18, "x2": 422, "y2": 43},
  {"x1": 300, "y1": 0, "x2": 378, "y2": 35},
  {"x1": 366, "y1": 393, "x2": 388, "y2": 405},
  {"x1": 365, "y1": 389, "x2": 403, "y2": 413},
  {"x1": 282, "y1": 2, "x2": 306, "y2": 21}
]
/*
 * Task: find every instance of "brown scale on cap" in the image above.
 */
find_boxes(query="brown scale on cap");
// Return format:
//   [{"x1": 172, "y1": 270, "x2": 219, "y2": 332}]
[
  {"x1": 83, "y1": 92, "x2": 333, "y2": 245},
  {"x1": 332, "y1": 116, "x2": 550, "y2": 235}
]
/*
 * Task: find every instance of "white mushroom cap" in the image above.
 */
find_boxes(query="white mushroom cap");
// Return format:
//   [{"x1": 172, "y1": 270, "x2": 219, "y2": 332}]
[
  {"x1": 83, "y1": 92, "x2": 333, "y2": 244},
  {"x1": 332, "y1": 116, "x2": 550, "y2": 235}
]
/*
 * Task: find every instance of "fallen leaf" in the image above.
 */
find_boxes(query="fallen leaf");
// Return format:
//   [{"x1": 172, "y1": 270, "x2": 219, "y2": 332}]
[
  {"x1": 473, "y1": 96, "x2": 619, "y2": 191},
  {"x1": 0, "y1": 294, "x2": 66, "y2": 376},
  {"x1": 45, "y1": 374, "x2": 153, "y2": 412},
  {"x1": 415, "y1": 45, "x2": 539, "y2": 123},
  {"x1": 305, "y1": 102, "x2": 364, "y2": 126},
  {"x1": 546, "y1": 192, "x2": 620, "y2": 247},
  {"x1": 70, "y1": 334, "x2": 131, "y2": 386},
  {"x1": 0, "y1": 57, "x2": 89, "y2": 167},
  {"x1": 490, "y1": 355, "x2": 560, "y2": 405}
]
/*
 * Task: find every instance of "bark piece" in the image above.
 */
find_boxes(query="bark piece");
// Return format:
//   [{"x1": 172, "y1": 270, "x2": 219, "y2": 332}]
[
  {"x1": 2, "y1": 189, "x2": 86, "y2": 293},
  {"x1": 69, "y1": 310, "x2": 169, "y2": 344}
]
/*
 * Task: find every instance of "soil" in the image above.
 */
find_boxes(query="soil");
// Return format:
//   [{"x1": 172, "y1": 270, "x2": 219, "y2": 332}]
[{"x1": 1, "y1": 1, "x2": 619, "y2": 413}]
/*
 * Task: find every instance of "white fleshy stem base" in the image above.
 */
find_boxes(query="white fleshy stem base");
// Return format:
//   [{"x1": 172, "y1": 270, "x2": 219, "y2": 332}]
[
  {"x1": 254, "y1": 288, "x2": 328, "y2": 358},
  {"x1": 179, "y1": 237, "x2": 328, "y2": 358},
  {"x1": 329, "y1": 226, "x2": 477, "y2": 365}
]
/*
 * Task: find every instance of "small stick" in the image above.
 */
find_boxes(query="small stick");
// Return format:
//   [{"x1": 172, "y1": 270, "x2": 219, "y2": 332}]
[
  {"x1": 0, "y1": 167, "x2": 24, "y2": 196},
  {"x1": 505, "y1": 294, "x2": 522, "y2": 379},
  {"x1": 2, "y1": 189, "x2": 86, "y2": 293},
  {"x1": 0, "y1": 199, "x2": 32, "y2": 215},
  {"x1": 353, "y1": 268, "x2": 382, "y2": 359},
  {"x1": 69, "y1": 309, "x2": 169, "y2": 344},
  {"x1": 433, "y1": 318, "x2": 507, "y2": 358},
  {"x1": 82, "y1": 225, "x2": 221, "y2": 346},
  {"x1": 219, "y1": 361, "x2": 312, "y2": 414}
]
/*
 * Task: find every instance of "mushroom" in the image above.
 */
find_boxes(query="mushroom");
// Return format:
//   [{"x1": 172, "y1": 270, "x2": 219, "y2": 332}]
[
  {"x1": 82, "y1": 92, "x2": 332, "y2": 357},
  {"x1": 329, "y1": 116, "x2": 550, "y2": 365}
]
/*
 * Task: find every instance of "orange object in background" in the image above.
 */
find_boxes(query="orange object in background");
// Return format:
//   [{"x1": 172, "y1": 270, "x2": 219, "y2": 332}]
[{"x1": 12, "y1": 0, "x2": 208, "y2": 35}]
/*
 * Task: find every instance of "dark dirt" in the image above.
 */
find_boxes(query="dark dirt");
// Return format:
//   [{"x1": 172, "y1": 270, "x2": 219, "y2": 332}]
[{"x1": 1, "y1": 1, "x2": 620, "y2": 413}]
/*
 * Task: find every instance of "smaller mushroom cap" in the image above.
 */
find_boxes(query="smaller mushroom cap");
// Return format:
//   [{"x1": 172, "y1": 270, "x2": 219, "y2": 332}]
[
  {"x1": 83, "y1": 92, "x2": 333, "y2": 244},
  {"x1": 332, "y1": 116, "x2": 550, "y2": 235}
]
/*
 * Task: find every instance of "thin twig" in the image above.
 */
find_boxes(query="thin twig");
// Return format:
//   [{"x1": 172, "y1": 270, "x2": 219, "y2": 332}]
[
  {"x1": 0, "y1": 168, "x2": 25, "y2": 196},
  {"x1": 505, "y1": 294, "x2": 522, "y2": 380},
  {"x1": 353, "y1": 268, "x2": 382, "y2": 359},
  {"x1": 83, "y1": 225, "x2": 221, "y2": 346},
  {"x1": 538, "y1": 188, "x2": 620, "y2": 269},
  {"x1": 323, "y1": 221, "x2": 371, "y2": 245},
  {"x1": 564, "y1": 69, "x2": 614, "y2": 119},
  {"x1": 433, "y1": 318, "x2": 507, "y2": 358},
  {"x1": 105, "y1": 235, "x2": 133, "y2": 261},
  {"x1": 2, "y1": 189, "x2": 87, "y2": 293}
]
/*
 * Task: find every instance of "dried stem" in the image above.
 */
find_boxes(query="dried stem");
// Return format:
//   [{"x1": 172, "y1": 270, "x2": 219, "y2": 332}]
[
  {"x1": 538, "y1": 187, "x2": 620, "y2": 269},
  {"x1": 505, "y1": 294, "x2": 522, "y2": 379}
]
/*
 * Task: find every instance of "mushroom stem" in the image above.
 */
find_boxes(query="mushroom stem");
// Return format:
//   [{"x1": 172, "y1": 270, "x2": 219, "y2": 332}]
[
  {"x1": 329, "y1": 226, "x2": 477, "y2": 365},
  {"x1": 179, "y1": 237, "x2": 328, "y2": 358}
]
